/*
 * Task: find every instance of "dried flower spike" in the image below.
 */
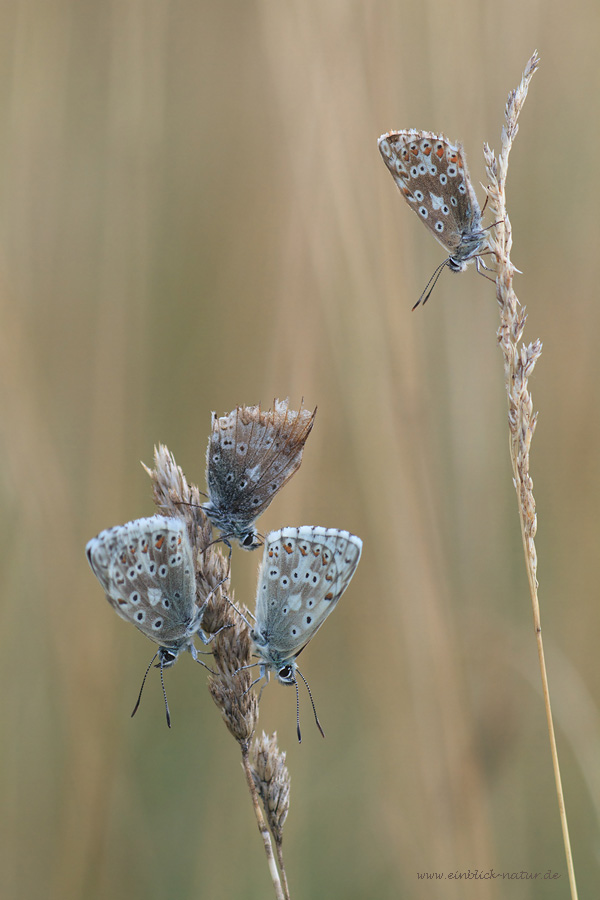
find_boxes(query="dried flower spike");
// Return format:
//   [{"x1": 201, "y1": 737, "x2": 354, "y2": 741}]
[{"x1": 251, "y1": 732, "x2": 290, "y2": 844}]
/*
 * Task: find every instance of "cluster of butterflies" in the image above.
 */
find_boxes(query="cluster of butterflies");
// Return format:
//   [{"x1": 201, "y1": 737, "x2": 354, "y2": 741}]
[
  {"x1": 88, "y1": 128, "x2": 490, "y2": 734},
  {"x1": 86, "y1": 399, "x2": 363, "y2": 736}
]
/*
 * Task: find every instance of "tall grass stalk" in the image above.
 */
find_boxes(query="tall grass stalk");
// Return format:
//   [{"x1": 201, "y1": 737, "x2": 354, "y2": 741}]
[
  {"x1": 145, "y1": 446, "x2": 291, "y2": 900},
  {"x1": 484, "y1": 50, "x2": 578, "y2": 899}
]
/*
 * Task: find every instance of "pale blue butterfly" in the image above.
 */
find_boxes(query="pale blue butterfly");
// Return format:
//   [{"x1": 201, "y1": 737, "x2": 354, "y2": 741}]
[
  {"x1": 247, "y1": 525, "x2": 362, "y2": 740},
  {"x1": 378, "y1": 129, "x2": 492, "y2": 306},
  {"x1": 86, "y1": 514, "x2": 214, "y2": 725},
  {"x1": 202, "y1": 399, "x2": 316, "y2": 551}
]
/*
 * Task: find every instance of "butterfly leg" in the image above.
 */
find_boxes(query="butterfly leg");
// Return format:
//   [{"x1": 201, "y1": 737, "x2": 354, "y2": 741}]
[{"x1": 475, "y1": 254, "x2": 497, "y2": 282}]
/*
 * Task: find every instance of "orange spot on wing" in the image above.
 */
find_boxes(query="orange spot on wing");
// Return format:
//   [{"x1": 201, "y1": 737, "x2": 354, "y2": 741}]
[
  {"x1": 155, "y1": 536, "x2": 165, "y2": 550},
  {"x1": 325, "y1": 592, "x2": 334, "y2": 600},
  {"x1": 284, "y1": 542, "x2": 293, "y2": 554},
  {"x1": 435, "y1": 145, "x2": 444, "y2": 158},
  {"x1": 423, "y1": 145, "x2": 432, "y2": 156}
]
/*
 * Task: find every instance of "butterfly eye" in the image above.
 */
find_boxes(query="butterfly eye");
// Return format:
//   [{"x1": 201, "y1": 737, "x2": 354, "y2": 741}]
[
  {"x1": 277, "y1": 665, "x2": 295, "y2": 684},
  {"x1": 242, "y1": 533, "x2": 256, "y2": 547}
]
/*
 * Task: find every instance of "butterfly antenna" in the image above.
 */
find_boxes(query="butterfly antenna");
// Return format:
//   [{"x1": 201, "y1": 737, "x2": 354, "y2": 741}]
[
  {"x1": 413, "y1": 257, "x2": 448, "y2": 310},
  {"x1": 294, "y1": 676, "x2": 302, "y2": 743},
  {"x1": 159, "y1": 656, "x2": 172, "y2": 728},
  {"x1": 202, "y1": 532, "x2": 230, "y2": 552},
  {"x1": 296, "y1": 666, "x2": 325, "y2": 739},
  {"x1": 173, "y1": 492, "x2": 209, "y2": 504},
  {"x1": 131, "y1": 651, "x2": 158, "y2": 719}
]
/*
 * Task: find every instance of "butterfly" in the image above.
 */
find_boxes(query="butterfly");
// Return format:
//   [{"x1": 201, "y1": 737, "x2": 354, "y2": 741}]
[
  {"x1": 86, "y1": 515, "x2": 212, "y2": 724},
  {"x1": 249, "y1": 525, "x2": 362, "y2": 739},
  {"x1": 202, "y1": 399, "x2": 316, "y2": 551},
  {"x1": 378, "y1": 129, "x2": 492, "y2": 306}
]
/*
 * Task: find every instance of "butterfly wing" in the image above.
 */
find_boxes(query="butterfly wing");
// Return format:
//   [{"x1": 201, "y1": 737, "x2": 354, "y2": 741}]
[
  {"x1": 378, "y1": 129, "x2": 483, "y2": 260},
  {"x1": 253, "y1": 526, "x2": 362, "y2": 671},
  {"x1": 86, "y1": 515, "x2": 199, "y2": 653},
  {"x1": 204, "y1": 399, "x2": 316, "y2": 545}
]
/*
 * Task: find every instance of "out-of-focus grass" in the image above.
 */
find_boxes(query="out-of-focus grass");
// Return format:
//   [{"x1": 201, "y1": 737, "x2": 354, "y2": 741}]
[{"x1": 1, "y1": 2, "x2": 600, "y2": 898}]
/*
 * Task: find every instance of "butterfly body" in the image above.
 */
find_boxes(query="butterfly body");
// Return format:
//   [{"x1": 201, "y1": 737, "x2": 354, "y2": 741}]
[
  {"x1": 86, "y1": 515, "x2": 205, "y2": 666},
  {"x1": 378, "y1": 129, "x2": 489, "y2": 274},
  {"x1": 203, "y1": 400, "x2": 316, "y2": 550},
  {"x1": 251, "y1": 526, "x2": 362, "y2": 686}
]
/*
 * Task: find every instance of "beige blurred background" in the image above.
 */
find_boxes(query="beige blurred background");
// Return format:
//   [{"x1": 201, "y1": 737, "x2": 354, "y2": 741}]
[{"x1": 1, "y1": 2, "x2": 599, "y2": 898}]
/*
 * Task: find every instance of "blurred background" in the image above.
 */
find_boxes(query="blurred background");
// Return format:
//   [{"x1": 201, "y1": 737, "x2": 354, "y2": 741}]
[{"x1": 1, "y1": 1, "x2": 599, "y2": 898}]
